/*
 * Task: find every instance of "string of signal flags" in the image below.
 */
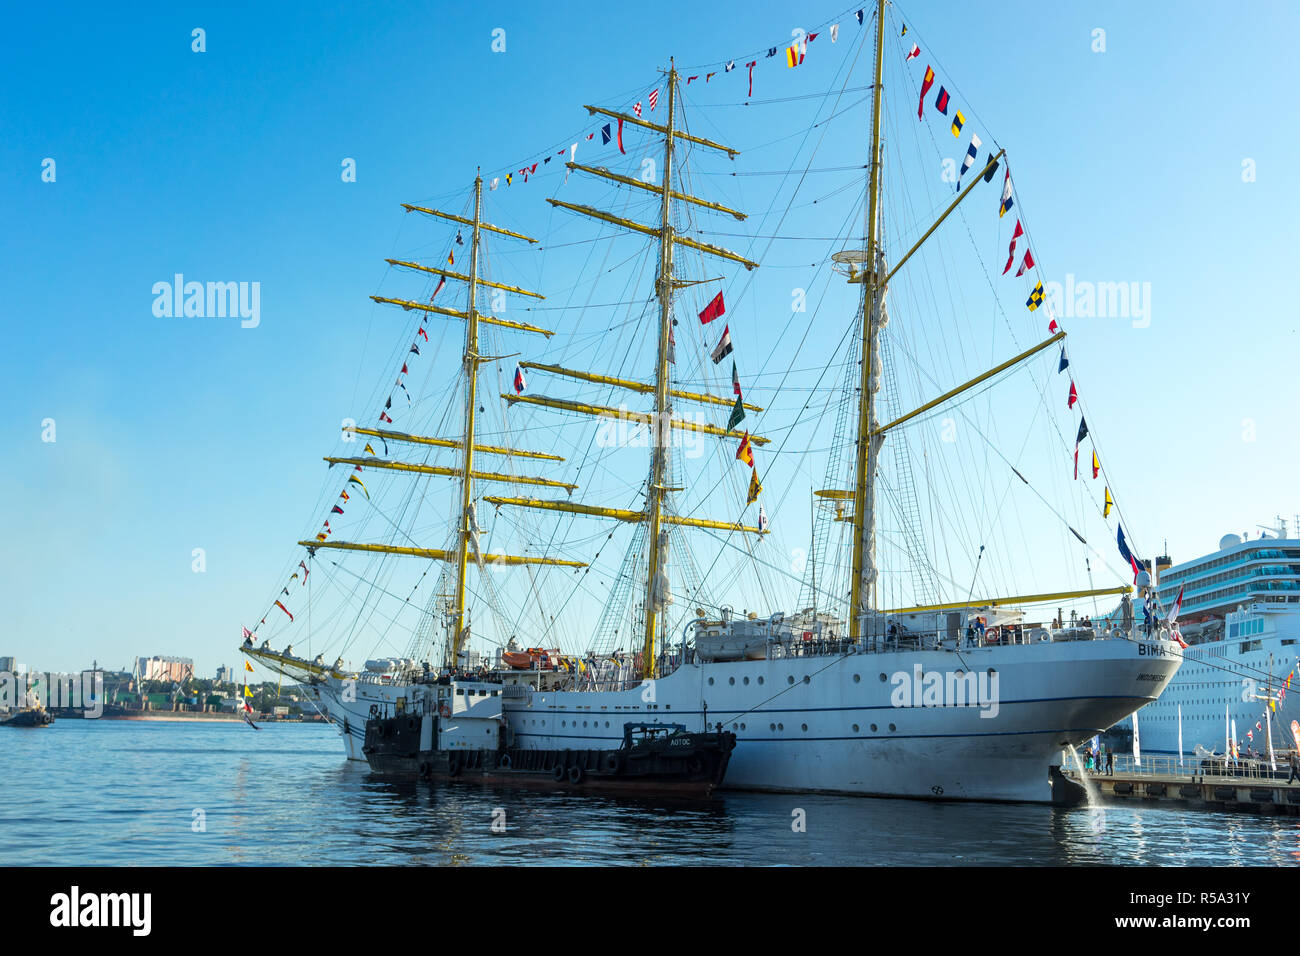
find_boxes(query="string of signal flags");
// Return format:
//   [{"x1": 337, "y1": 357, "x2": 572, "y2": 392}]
[{"x1": 909, "y1": 46, "x2": 1147, "y2": 589}]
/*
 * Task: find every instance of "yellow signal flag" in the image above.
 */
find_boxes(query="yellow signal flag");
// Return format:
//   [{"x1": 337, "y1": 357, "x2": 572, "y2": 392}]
[
  {"x1": 244, "y1": 661, "x2": 254, "y2": 672},
  {"x1": 1103, "y1": 487, "x2": 1113, "y2": 518},
  {"x1": 364, "y1": 443, "x2": 376, "y2": 455},
  {"x1": 243, "y1": 685, "x2": 253, "y2": 698},
  {"x1": 747, "y1": 468, "x2": 762, "y2": 505}
]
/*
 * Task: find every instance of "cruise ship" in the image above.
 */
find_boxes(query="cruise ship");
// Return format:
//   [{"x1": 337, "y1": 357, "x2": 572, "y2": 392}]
[{"x1": 1120, "y1": 519, "x2": 1300, "y2": 757}]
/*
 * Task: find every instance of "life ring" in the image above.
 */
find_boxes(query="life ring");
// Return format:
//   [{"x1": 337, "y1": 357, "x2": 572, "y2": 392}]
[
  {"x1": 499, "y1": 753, "x2": 512, "y2": 770},
  {"x1": 439, "y1": 703, "x2": 451, "y2": 718},
  {"x1": 448, "y1": 753, "x2": 462, "y2": 776},
  {"x1": 567, "y1": 765, "x2": 584, "y2": 784},
  {"x1": 687, "y1": 755, "x2": 704, "y2": 775},
  {"x1": 602, "y1": 752, "x2": 623, "y2": 774},
  {"x1": 552, "y1": 764, "x2": 567, "y2": 782}
]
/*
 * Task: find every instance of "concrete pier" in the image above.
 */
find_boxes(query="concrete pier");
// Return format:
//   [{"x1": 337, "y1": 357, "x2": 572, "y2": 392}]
[{"x1": 1063, "y1": 754, "x2": 1300, "y2": 814}]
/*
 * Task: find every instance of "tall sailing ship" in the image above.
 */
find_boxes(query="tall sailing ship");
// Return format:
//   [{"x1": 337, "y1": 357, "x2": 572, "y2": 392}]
[{"x1": 243, "y1": 1, "x2": 1181, "y2": 802}]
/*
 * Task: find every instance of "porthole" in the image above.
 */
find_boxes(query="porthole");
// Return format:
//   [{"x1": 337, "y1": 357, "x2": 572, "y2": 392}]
[
  {"x1": 770, "y1": 722, "x2": 777, "y2": 731},
  {"x1": 758, "y1": 676, "x2": 765, "y2": 685},
  {"x1": 788, "y1": 675, "x2": 795, "y2": 685},
  {"x1": 743, "y1": 676, "x2": 750, "y2": 685},
  {"x1": 778, "y1": 723, "x2": 785, "y2": 731},
  {"x1": 853, "y1": 674, "x2": 861, "y2": 683},
  {"x1": 802, "y1": 675, "x2": 810, "y2": 684},
  {"x1": 853, "y1": 723, "x2": 860, "y2": 732},
  {"x1": 729, "y1": 677, "x2": 735, "y2": 685},
  {"x1": 740, "y1": 723, "x2": 746, "y2": 730},
  {"x1": 889, "y1": 723, "x2": 896, "y2": 732},
  {"x1": 801, "y1": 723, "x2": 808, "y2": 732},
  {"x1": 878, "y1": 673, "x2": 888, "y2": 682},
  {"x1": 870, "y1": 723, "x2": 878, "y2": 732},
  {"x1": 708, "y1": 677, "x2": 715, "y2": 686}
]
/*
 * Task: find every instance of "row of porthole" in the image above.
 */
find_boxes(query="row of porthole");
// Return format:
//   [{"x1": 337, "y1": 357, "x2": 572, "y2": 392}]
[
  {"x1": 759, "y1": 722, "x2": 896, "y2": 733},
  {"x1": 559, "y1": 720, "x2": 612, "y2": 728}
]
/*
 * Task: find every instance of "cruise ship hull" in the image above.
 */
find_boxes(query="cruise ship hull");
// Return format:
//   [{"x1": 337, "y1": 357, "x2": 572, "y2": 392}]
[{"x1": 259, "y1": 636, "x2": 1179, "y2": 803}]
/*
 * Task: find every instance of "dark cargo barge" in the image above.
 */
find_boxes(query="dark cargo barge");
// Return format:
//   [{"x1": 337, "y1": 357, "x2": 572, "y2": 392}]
[{"x1": 364, "y1": 711, "x2": 735, "y2": 798}]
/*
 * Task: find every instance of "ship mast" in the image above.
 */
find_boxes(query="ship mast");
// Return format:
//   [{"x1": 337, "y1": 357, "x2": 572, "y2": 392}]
[
  {"x1": 451, "y1": 175, "x2": 485, "y2": 663},
  {"x1": 642, "y1": 64, "x2": 679, "y2": 678},
  {"x1": 849, "y1": 0, "x2": 887, "y2": 640}
]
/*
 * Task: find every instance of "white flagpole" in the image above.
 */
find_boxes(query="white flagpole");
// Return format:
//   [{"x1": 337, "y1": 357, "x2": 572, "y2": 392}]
[
  {"x1": 1225, "y1": 704, "x2": 1230, "y2": 767},
  {"x1": 1177, "y1": 703, "x2": 1184, "y2": 767},
  {"x1": 1267, "y1": 708, "x2": 1277, "y2": 772},
  {"x1": 1132, "y1": 710, "x2": 1141, "y2": 768},
  {"x1": 1231, "y1": 718, "x2": 1238, "y2": 767}
]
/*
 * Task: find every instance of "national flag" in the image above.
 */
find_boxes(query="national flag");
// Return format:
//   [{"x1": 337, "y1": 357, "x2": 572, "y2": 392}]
[
  {"x1": 950, "y1": 111, "x2": 965, "y2": 137},
  {"x1": 918, "y1": 66, "x2": 935, "y2": 119},
  {"x1": 1002, "y1": 219, "x2": 1023, "y2": 275},
  {"x1": 736, "y1": 431, "x2": 754, "y2": 467},
  {"x1": 348, "y1": 475, "x2": 369, "y2": 499},
  {"x1": 786, "y1": 42, "x2": 805, "y2": 68},
  {"x1": 1117, "y1": 525, "x2": 1140, "y2": 581},
  {"x1": 1067, "y1": 381, "x2": 1077, "y2": 409},
  {"x1": 633, "y1": 101, "x2": 642, "y2": 117},
  {"x1": 732, "y1": 360, "x2": 741, "y2": 397},
  {"x1": 1058, "y1": 348, "x2": 1068, "y2": 373},
  {"x1": 999, "y1": 168, "x2": 1014, "y2": 217},
  {"x1": 906, "y1": 43, "x2": 920, "y2": 61},
  {"x1": 758, "y1": 504, "x2": 769, "y2": 532},
  {"x1": 1025, "y1": 281, "x2": 1045, "y2": 311},
  {"x1": 747, "y1": 61, "x2": 757, "y2": 97},
  {"x1": 602, "y1": 123, "x2": 611, "y2": 145},
  {"x1": 698, "y1": 290, "x2": 725, "y2": 324},
  {"x1": 1015, "y1": 249, "x2": 1035, "y2": 278},
  {"x1": 617, "y1": 118, "x2": 625, "y2": 154},
  {"x1": 275, "y1": 600, "x2": 294, "y2": 622},
  {"x1": 1168, "y1": 584, "x2": 1184, "y2": 625},
  {"x1": 1092, "y1": 449, "x2": 1100, "y2": 479},
  {"x1": 934, "y1": 86, "x2": 950, "y2": 114},
  {"x1": 727, "y1": 394, "x2": 745, "y2": 432},
  {"x1": 648, "y1": 88, "x2": 659, "y2": 111},
  {"x1": 747, "y1": 468, "x2": 762, "y2": 504},
  {"x1": 514, "y1": 364, "x2": 527, "y2": 394},
  {"x1": 711, "y1": 324, "x2": 734, "y2": 364},
  {"x1": 958, "y1": 134, "x2": 981, "y2": 187}
]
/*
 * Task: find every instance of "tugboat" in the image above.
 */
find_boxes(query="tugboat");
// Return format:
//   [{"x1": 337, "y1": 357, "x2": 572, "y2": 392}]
[
  {"x1": 1, "y1": 690, "x2": 54, "y2": 728},
  {"x1": 363, "y1": 679, "x2": 735, "y2": 797}
]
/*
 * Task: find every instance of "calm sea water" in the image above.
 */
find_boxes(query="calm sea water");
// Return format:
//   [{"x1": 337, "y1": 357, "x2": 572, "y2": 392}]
[{"x1": 3, "y1": 719, "x2": 1297, "y2": 866}]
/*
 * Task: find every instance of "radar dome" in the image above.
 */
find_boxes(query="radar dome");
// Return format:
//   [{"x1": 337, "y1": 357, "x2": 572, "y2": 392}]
[
  {"x1": 1219, "y1": 533, "x2": 1242, "y2": 551},
  {"x1": 1136, "y1": 570, "x2": 1152, "y2": 589}
]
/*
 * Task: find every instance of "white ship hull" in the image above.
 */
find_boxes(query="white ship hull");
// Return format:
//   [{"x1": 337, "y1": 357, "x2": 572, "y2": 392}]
[{"x1": 268, "y1": 636, "x2": 1180, "y2": 803}]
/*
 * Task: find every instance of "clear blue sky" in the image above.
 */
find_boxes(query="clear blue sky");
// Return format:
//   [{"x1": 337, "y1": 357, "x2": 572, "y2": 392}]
[{"x1": 3, "y1": 0, "x2": 1298, "y2": 676}]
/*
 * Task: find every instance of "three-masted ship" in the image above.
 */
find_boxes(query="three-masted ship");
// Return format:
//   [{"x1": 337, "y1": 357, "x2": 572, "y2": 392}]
[{"x1": 244, "y1": 0, "x2": 1181, "y2": 802}]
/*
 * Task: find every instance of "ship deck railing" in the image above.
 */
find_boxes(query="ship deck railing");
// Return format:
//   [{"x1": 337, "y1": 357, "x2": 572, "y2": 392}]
[{"x1": 1062, "y1": 752, "x2": 1299, "y2": 781}]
